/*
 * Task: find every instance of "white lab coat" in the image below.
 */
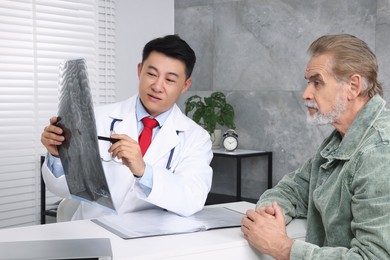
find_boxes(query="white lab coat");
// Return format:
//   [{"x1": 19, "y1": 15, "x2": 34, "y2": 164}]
[{"x1": 42, "y1": 95, "x2": 213, "y2": 220}]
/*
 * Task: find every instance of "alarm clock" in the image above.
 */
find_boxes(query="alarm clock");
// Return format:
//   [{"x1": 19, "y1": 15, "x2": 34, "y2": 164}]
[{"x1": 222, "y1": 129, "x2": 238, "y2": 151}]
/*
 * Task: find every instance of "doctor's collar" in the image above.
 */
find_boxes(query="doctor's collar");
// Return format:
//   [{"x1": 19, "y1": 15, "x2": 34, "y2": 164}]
[{"x1": 136, "y1": 96, "x2": 172, "y2": 127}]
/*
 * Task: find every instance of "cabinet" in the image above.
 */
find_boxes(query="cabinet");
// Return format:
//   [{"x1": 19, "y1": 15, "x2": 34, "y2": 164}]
[{"x1": 208, "y1": 149, "x2": 273, "y2": 203}]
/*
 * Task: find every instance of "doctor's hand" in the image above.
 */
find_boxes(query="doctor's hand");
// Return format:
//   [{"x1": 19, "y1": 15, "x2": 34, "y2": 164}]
[
  {"x1": 41, "y1": 116, "x2": 65, "y2": 157},
  {"x1": 108, "y1": 134, "x2": 145, "y2": 177},
  {"x1": 241, "y1": 202, "x2": 294, "y2": 260}
]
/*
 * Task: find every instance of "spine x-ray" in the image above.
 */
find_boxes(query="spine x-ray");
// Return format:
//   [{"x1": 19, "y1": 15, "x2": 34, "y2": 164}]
[{"x1": 56, "y1": 58, "x2": 115, "y2": 212}]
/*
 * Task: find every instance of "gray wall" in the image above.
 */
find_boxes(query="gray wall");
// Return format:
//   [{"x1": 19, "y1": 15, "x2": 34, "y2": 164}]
[
  {"x1": 115, "y1": 0, "x2": 174, "y2": 100},
  {"x1": 174, "y1": 0, "x2": 390, "y2": 200}
]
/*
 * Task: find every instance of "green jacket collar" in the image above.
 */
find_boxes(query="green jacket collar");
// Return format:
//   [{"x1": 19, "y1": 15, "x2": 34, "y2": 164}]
[{"x1": 321, "y1": 94, "x2": 386, "y2": 160}]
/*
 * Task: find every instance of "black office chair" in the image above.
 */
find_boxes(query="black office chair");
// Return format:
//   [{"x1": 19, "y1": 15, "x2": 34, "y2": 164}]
[{"x1": 40, "y1": 155, "x2": 60, "y2": 224}]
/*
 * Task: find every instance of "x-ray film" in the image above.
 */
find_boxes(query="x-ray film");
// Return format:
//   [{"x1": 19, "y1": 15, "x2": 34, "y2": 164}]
[{"x1": 57, "y1": 58, "x2": 115, "y2": 212}]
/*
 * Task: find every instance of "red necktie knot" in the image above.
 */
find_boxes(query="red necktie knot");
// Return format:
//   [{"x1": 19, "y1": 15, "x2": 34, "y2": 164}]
[
  {"x1": 142, "y1": 117, "x2": 158, "y2": 129},
  {"x1": 139, "y1": 117, "x2": 159, "y2": 156}
]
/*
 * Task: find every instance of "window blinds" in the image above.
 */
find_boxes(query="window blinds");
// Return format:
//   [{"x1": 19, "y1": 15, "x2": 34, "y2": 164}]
[{"x1": 0, "y1": 0, "x2": 115, "y2": 228}]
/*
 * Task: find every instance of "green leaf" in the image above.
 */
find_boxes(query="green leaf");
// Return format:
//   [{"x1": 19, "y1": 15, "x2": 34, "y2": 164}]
[
  {"x1": 184, "y1": 95, "x2": 202, "y2": 115},
  {"x1": 221, "y1": 104, "x2": 235, "y2": 128},
  {"x1": 193, "y1": 108, "x2": 204, "y2": 124},
  {"x1": 184, "y1": 102, "x2": 195, "y2": 115}
]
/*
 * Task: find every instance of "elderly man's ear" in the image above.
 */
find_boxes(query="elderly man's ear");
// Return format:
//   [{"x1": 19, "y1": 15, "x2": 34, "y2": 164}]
[{"x1": 347, "y1": 74, "x2": 363, "y2": 100}]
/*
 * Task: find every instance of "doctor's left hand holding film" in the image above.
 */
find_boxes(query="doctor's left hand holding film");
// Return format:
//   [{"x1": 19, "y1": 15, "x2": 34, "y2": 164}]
[{"x1": 41, "y1": 117, "x2": 146, "y2": 177}]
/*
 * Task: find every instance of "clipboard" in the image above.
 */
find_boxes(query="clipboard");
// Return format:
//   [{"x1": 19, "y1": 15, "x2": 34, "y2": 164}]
[{"x1": 92, "y1": 207, "x2": 244, "y2": 239}]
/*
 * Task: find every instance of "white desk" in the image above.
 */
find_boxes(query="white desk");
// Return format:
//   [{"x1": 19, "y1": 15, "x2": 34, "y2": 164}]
[{"x1": 0, "y1": 202, "x2": 306, "y2": 260}]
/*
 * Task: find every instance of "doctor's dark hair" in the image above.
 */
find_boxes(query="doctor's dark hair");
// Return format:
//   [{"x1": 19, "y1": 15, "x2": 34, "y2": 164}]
[
  {"x1": 142, "y1": 34, "x2": 196, "y2": 79},
  {"x1": 308, "y1": 34, "x2": 383, "y2": 98}
]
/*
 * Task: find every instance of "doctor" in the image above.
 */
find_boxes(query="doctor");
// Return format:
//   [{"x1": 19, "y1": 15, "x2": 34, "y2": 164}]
[{"x1": 41, "y1": 34, "x2": 213, "y2": 220}]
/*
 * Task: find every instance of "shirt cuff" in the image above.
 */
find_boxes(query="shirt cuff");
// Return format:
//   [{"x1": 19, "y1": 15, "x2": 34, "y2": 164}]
[
  {"x1": 136, "y1": 163, "x2": 153, "y2": 195},
  {"x1": 46, "y1": 153, "x2": 65, "y2": 178}
]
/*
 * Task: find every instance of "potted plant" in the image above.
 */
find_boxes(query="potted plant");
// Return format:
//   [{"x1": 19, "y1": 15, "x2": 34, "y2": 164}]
[{"x1": 184, "y1": 91, "x2": 235, "y2": 148}]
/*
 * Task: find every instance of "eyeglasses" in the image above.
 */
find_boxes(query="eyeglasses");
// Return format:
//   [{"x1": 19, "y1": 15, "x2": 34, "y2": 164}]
[{"x1": 100, "y1": 155, "x2": 122, "y2": 164}]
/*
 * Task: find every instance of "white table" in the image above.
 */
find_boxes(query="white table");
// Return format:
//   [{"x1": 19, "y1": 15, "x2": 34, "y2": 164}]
[{"x1": 0, "y1": 202, "x2": 306, "y2": 260}]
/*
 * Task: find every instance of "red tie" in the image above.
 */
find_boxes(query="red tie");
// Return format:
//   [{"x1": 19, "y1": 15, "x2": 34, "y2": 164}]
[{"x1": 139, "y1": 117, "x2": 159, "y2": 156}]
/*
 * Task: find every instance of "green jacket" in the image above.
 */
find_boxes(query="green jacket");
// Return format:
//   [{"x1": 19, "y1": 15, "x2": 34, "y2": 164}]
[{"x1": 258, "y1": 95, "x2": 390, "y2": 259}]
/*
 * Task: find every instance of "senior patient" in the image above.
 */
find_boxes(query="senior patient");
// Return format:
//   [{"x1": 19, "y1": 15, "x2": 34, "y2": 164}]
[
  {"x1": 241, "y1": 34, "x2": 390, "y2": 259},
  {"x1": 41, "y1": 35, "x2": 213, "y2": 220}
]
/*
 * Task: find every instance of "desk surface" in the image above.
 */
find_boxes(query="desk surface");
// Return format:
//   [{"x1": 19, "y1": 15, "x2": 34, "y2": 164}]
[{"x1": 0, "y1": 202, "x2": 306, "y2": 260}]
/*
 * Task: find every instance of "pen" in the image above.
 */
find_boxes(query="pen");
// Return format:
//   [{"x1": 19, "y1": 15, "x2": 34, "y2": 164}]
[{"x1": 98, "y1": 136, "x2": 120, "y2": 143}]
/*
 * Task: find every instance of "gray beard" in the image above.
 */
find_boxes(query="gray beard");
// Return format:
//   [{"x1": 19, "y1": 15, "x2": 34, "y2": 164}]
[
  {"x1": 306, "y1": 110, "x2": 337, "y2": 125},
  {"x1": 305, "y1": 97, "x2": 347, "y2": 126}
]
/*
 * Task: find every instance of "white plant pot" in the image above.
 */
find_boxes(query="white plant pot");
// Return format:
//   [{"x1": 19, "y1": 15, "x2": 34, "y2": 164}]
[{"x1": 210, "y1": 129, "x2": 222, "y2": 149}]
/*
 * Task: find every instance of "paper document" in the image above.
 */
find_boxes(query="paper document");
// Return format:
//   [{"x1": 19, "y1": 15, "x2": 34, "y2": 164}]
[
  {"x1": 92, "y1": 207, "x2": 244, "y2": 239},
  {"x1": 56, "y1": 58, "x2": 115, "y2": 212}
]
